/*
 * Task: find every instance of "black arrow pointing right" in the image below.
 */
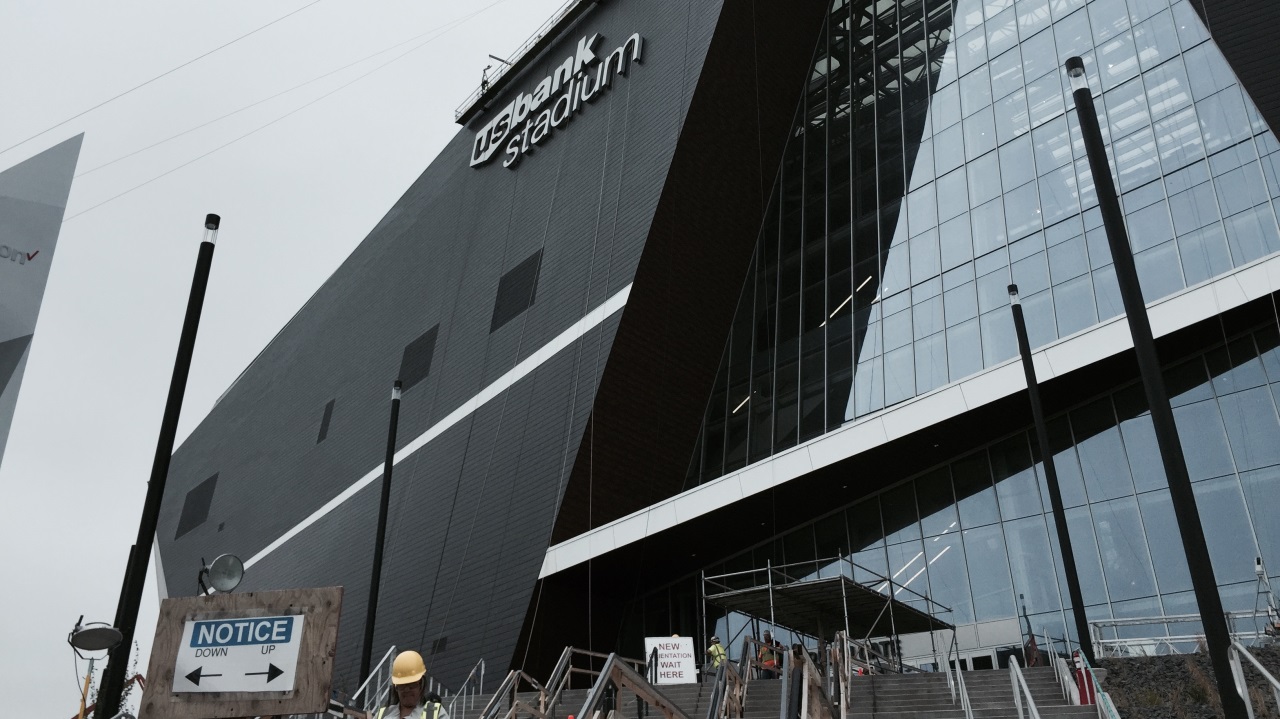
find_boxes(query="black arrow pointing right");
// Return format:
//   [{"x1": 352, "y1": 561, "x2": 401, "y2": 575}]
[
  {"x1": 244, "y1": 663, "x2": 284, "y2": 683},
  {"x1": 185, "y1": 667, "x2": 223, "y2": 686}
]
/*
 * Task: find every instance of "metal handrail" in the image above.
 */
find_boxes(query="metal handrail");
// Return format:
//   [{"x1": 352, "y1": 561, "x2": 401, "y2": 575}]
[
  {"x1": 1010, "y1": 657, "x2": 1043, "y2": 719},
  {"x1": 947, "y1": 633, "x2": 974, "y2": 719},
  {"x1": 1041, "y1": 631, "x2": 1080, "y2": 705},
  {"x1": 575, "y1": 653, "x2": 691, "y2": 719},
  {"x1": 1076, "y1": 648, "x2": 1122, "y2": 719},
  {"x1": 447, "y1": 657, "x2": 486, "y2": 719},
  {"x1": 705, "y1": 663, "x2": 728, "y2": 719},
  {"x1": 352, "y1": 644, "x2": 399, "y2": 712},
  {"x1": 1230, "y1": 640, "x2": 1280, "y2": 719}
]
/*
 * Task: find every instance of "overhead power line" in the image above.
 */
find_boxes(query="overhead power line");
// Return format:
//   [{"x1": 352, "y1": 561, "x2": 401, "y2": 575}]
[
  {"x1": 0, "y1": 0, "x2": 325, "y2": 158},
  {"x1": 62, "y1": 0, "x2": 511, "y2": 223}
]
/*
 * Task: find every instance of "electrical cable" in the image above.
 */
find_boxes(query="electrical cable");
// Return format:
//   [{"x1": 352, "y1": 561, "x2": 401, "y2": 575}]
[
  {"x1": 75, "y1": 4, "x2": 503, "y2": 179},
  {"x1": 0, "y1": 0, "x2": 325, "y2": 158},
  {"x1": 62, "y1": 0, "x2": 507, "y2": 224}
]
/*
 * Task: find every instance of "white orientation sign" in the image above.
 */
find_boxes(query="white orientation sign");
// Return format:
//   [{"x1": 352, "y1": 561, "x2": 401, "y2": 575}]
[
  {"x1": 172, "y1": 615, "x2": 305, "y2": 693},
  {"x1": 644, "y1": 637, "x2": 697, "y2": 684}
]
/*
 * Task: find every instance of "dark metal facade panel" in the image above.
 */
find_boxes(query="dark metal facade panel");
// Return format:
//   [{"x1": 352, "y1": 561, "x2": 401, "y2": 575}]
[
  {"x1": 158, "y1": 0, "x2": 729, "y2": 692},
  {"x1": 1190, "y1": 0, "x2": 1280, "y2": 134}
]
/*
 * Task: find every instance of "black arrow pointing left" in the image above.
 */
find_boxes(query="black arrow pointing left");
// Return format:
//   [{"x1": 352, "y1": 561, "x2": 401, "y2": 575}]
[
  {"x1": 185, "y1": 667, "x2": 222, "y2": 686},
  {"x1": 244, "y1": 663, "x2": 284, "y2": 682}
]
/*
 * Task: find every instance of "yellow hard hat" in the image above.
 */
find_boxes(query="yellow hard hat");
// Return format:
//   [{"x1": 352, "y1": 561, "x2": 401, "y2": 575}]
[{"x1": 392, "y1": 650, "x2": 427, "y2": 685}]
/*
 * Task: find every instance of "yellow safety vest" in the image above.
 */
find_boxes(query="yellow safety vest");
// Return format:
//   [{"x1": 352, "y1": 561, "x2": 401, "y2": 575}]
[
  {"x1": 708, "y1": 643, "x2": 726, "y2": 667},
  {"x1": 377, "y1": 701, "x2": 441, "y2": 719}
]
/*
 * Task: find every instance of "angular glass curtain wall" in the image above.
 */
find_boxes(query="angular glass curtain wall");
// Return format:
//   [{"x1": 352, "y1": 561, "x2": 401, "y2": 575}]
[{"x1": 689, "y1": 0, "x2": 1280, "y2": 487}]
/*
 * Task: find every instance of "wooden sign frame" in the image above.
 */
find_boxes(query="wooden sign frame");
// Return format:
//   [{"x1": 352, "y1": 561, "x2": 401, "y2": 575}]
[{"x1": 139, "y1": 586, "x2": 343, "y2": 719}]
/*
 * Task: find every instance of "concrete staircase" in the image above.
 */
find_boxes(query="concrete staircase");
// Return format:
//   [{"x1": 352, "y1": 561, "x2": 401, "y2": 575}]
[{"x1": 846, "y1": 667, "x2": 1099, "y2": 719}]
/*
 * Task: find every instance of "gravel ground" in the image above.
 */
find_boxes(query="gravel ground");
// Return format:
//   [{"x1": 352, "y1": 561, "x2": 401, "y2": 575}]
[{"x1": 1100, "y1": 646, "x2": 1280, "y2": 719}]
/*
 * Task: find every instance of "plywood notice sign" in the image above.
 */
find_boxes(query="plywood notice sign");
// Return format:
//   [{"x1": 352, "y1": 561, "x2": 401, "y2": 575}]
[{"x1": 139, "y1": 586, "x2": 343, "y2": 719}]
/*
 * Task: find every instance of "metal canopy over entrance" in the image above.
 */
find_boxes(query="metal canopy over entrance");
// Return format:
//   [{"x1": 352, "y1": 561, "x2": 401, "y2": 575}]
[{"x1": 703, "y1": 557, "x2": 953, "y2": 642}]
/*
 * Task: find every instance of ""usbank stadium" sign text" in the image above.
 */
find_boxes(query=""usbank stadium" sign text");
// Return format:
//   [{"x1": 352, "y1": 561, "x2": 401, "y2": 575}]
[{"x1": 470, "y1": 33, "x2": 643, "y2": 169}]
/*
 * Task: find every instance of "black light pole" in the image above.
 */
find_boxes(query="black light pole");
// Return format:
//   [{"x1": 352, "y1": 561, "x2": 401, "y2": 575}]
[
  {"x1": 1008, "y1": 284, "x2": 1095, "y2": 664},
  {"x1": 95, "y1": 214, "x2": 221, "y2": 719},
  {"x1": 1065, "y1": 55, "x2": 1247, "y2": 718},
  {"x1": 360, "y1": 379, "x2": 403, "y2": 684}
]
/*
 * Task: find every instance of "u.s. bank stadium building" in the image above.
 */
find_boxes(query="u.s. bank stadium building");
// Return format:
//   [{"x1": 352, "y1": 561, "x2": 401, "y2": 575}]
[{"x1": 157, "y1": 0, "x2": 1280, "y2": 700}]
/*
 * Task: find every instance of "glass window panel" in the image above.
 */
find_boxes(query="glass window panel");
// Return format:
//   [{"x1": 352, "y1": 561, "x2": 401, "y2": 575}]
[
  {"x1": 937, "y1": 169, "x2": 970, "y2": 223},
  {"x1": 1113, "y1": 387, "x2": 1166, "y2": 493},
  {"x1": 849, "y1": 498, "x2": 886, "y2": 551},
  {"x1": 909, "y1": 184, "x2": 939, "y2": 236},
  {"x1": 924, "y1": 530, "x2": 975, "y2": 624},
  {"x1": 1010, "y1": 230, "x2": 1044, "y2": 263},
  {"x1": 854, "y1": 356, "x2": 884, "y2": 417},
  {"x1": 1215, "y1": 162, "x2": 1271, "y2": 218},
  {"x1": 1005, "y1": 181, "x2": 1044, "y2": 240},
  {"x1": 1136, "y1": 489, "x2": 1193, "y2": 593},
  {"x1": 992, "y1": 434, "x2": 1042, "y2": 520},
  {"x1": 944, "y1": 262, "x2": 977, "y2": 291},
  {"x1": 1034, "y1": 116, "x2": 1072, "y2": 173},
  {"x1": 1133, "y1": 10, "x2": 1180, "y2": 71},
  {"x1": 1263, "y1": 153, "x2": 1280, "y2": 199},
  {"x1": 1020, "y1": 29, "x2": 1059, "y2": 86},
  {"x1": 1011, "y1": 250, "x2": 1050, "y2": 295},
  {"x1": 972, "y1": 197, "x2": 1008, "y2": 255},
  {"x1": 1165, "y1": 159, "x2": 1210, "y2": 196},
  {"x1": 1047, "y1": 214, "x2": 1084, "y2": 247},
  {"x1": 1198, "y1": 88, "x2": 1251, "y2": 156},
  {"x1": 1053, "y1": 272, "x2": 1097, "y2": 335},
  {"x1": 1104, "y1": 77, "x2": 1151, "y2": 140},
  {"x1": 1208, "y1": 137, "x2": 1255, "y2": 177},
  {"x1": 948, "y1": 318, "x2": 984, "y2": 379},
  {"x1": 956, "y1": 0, "x2": 987, "y2": 35},
  {"x1": 945, "y1": 280, "x2": 979, "y2": 326},
  {"x1": 1128, "y1": 0, "x2": 1168, "y2": 23},
  {"x1": 1207, "y1": 336, "x2": 1267, "y2": 395},
  {"x1": 1072, "y1": 397, "x2": 1136, "y2": 500},
  {"x1": 1005, "y1": 515, "x2": 1062, "y2": 614},
  {"x1": 1113, "y1": 128, "x2": 1161, "y2": 191},
  {"x1": 887, "y1": 539, "x2": 931, "y2": 602},
  {"x1": 977, "y1": 243, "x2": 1011, "y2": 275},
  {"x1": 988, "y1": 7, "x2": 1019, "y2": 59},
  {"x1": 953, "y1": 451, "x2": 1001, "y2": 527},
  {"x1": 883, "y1": 482, "x2": 922, "y2": 544},
  {"x1": 1123, "y1": 180, "x2": 1165, "y2": 212},
  {"x1": 1027, "y1": 71, "x2": 1067, "y2": 129},
  {"x1": 1097, "y1": 31, "x2": 1140, "y2": 92},
  {"x1": 1217, "y1": 385, "x2": 1280, "y2": 471},
  {"x1": 1224, "y1": 204, "x2": 1280, "y2": 266},
  {"x1": 934, "y1": 81, "x2": 963, "y2": 132},
  {"x1": 968, "y1": 151, "x2": 1003, "y2": 208},
  {"x1": 980, "y1": 308, "x2": 1017, "y2": 366},
  {"x1": 1001, "y1": 134, "x2": 1036, "y2": 191},
  {"x1": 1142, "y1": 55, "x2": 1193, "y2": 122},
  {"x1": 1127, "y1": 200, "x2": 1174, "y2": 252},
  {"x1": 1240, "y1": 466, "x2": 1280, "y2": 573},
  {"x1": 1183, "y1": 43, "x2": 1239, "y2": 102},
  {"x1": 1170, "y1": 0, "x2": 1208, "y2": 48},
  {"x1": 1093, "y1": 496, "x2": 1159, "y2": 600},
  {"x1": 1134, "y1": 240, "x2": 1185, "y2": 301},
  {"x1": 1169, "y1": 182, "x2": 1220, "y2": 235},
  {"x1": 1092, "y1": 263, "x2": 1124, "y2": 320},
  {"x1": 910, "y1": 229, "x2": 942, "y2": 285},
  {"x1": 884, "y1": 344, "x2": 916, "y2": 406},
  {"x1": 990, "y1": 46, "x2": 1025, "y2": 101},
  {"x1": 961, "y1": 64, "x2": 994, "y2": 118},
  {"x1": 995, "y1": 89, "x2": 1032, "y2": 145},
  {"x1": 1054, "y1": 8, "x2": 1092, "y2": 58},
  {"x1": 1154, "y1": 106, "x2": 1205, "y2": 175},
  {"x1": 1090, "y1": 0, "x2": 1131, "y2": 41},
  {"x1": 1049, "y1": 234, "x2": 1089, "y2": 282},
  {"x1": 1064, "y1": 505, "x2": 1111, "y2": 605},
  {"x1": 1018, "y1": 0, "x2": 1053, "y2": 37},
  {"x1": 957, "y1": 26, "x2": 989, "y2": 77},
  {"x1": 935, "y1": 123, "x2": 967, "y2": 175},
  {"x1": 918, "y1": 468, "x2": 960, "y2": 537},
  {"x1": 1171, "y1": 400, "x2": 1230, "y2": 481},
  {"x1": 963, "y1": 524, "x2": 1017, "y2": 620},
  {"x1": 977, "y1": 266, "x2": 1012, "y2": 313},
  {"x1": 941, "y1": 214, "x2": 975, "y2": 270},
  {"x1": 884, "y1": 307, "x2": 913, "y2": 352},
  {"x1": 916, "y1": 332, "x2": 948, "y2": 393},
  {"x1": 1039, "y1": 165, "x2": 1081, "y2": 226},
  {"x1": 1172, "y1": 221, "x2": 1233, "y2": 285},
  {"x1": 964, "y1": 106, "x2": 998, "y2": 160},
  {"x1": 1193, "y1": 476, "x2": 1260, "y2": 583},
  {"x1": 1024, "y1": 288, "x2": 1057, "y2": 347},
  {"x1": 914, "y1": 295, "x2": 945, "y2": 339}
]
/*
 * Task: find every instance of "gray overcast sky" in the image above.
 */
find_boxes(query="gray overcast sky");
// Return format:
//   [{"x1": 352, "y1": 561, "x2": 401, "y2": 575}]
[{"x1": 0, "y1": 0, "x2": 565, "y2": 714}]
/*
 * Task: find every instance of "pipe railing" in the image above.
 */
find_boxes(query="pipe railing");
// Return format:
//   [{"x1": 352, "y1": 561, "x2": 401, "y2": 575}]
[
  {"x1": 946, "y1": 633, "x2": 974, "y2": 719},
  {"x1": 1042, "y1": 630, "x2": 1120, "y2": 719},
  {"x1": 704, "y1": 663, "x2": 728, "y2": 719},
  {"x1": 1229, "y1": 640, "x2": 1280, "y2": 719},
  {"x1": 447, "y1": 658, "x2": 486, "y2": 719},
  {"x1": 351, "y1": 645, "x2": 399, "y2": 713},
  {"x1": 1010, "y1": 657, "x2": 1043, "y2": 719},
  {"x1": 575, "y1": 653, "x2": 691, "y2": 719}
]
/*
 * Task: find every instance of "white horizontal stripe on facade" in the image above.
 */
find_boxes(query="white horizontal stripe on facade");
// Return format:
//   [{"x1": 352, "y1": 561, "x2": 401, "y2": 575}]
[
  {"x1": 539, "y1": 254, "x2": 1280, "y2": 579},
  {"x1": 242, "y1": 283, "x2": 633, "y2": 570}
]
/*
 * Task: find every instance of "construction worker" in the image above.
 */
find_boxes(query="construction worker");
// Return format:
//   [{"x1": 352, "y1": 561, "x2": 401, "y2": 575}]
[
  {"x1": 377, "y1": 650, "x2": 449, "y2": 719},
  {"x1": 706, "y1": 635, "x2": 727, "y2": 671},
  {"x1": 758, "y1": 631, "x2": 780, "y2": 679}
]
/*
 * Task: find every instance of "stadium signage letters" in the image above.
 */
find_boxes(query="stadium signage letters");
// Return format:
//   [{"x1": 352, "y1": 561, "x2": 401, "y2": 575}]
[
  {"x1": 470, "y1": 32, "x2": 644, "y2": 169},
  {"x1": 0, "y1": 244, "x2": 38, "y2": 264}
]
